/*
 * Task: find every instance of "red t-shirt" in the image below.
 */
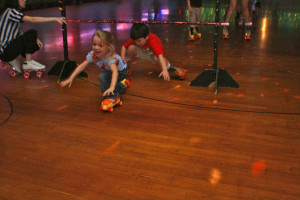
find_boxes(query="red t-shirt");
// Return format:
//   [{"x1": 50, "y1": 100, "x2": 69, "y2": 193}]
[{"x1": 123, "y1": 33, "x2": 166, "y2": 56}]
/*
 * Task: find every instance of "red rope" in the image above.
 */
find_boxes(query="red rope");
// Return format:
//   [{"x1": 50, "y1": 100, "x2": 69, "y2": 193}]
[{"x1": 66, "y1": 19, "x2": 229, "y2": 26}]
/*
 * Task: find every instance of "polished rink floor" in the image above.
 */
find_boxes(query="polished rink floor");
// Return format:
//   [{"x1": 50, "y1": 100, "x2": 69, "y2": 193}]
[{"x1": 0, "y1": 0, "x2": 299, "y2": 199}]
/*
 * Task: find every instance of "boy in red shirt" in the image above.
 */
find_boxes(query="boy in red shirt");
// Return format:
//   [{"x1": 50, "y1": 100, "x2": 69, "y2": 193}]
[{"x1": 121, "y1": 23, "x2": 186, "y2": 81}]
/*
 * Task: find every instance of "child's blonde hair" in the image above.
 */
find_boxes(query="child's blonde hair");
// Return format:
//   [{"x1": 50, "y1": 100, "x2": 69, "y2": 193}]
[{"x1": 93, "y1": 30, "x2": 115, "y2": 59}]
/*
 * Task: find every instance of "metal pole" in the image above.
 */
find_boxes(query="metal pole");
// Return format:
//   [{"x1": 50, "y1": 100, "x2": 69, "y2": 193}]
[{"x1": 58, "y1": 0, "x2": 68, "y2": 60}]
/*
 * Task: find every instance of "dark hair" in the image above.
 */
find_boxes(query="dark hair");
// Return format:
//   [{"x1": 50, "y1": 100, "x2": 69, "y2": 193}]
[
  {"x1": 130, "y1": 23, "x2": 149, "y2": 40},
  {"x1": 4, "y1": 0, "x2": 20, "y2": 10}
]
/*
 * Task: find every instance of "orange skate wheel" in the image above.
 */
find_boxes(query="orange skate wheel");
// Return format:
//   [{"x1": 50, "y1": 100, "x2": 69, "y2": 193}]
[
  {"x1": 9, "y1": 70, "x2": 16, "y2": 77},
  {"x1": 1, "y1": 64, "x2": 7, "y2": 69},
  {"x1": 24, "y1": 72, "x2": 30, "y2": 79},
  {"x1": 36, "y1": 71, "x2": 43, "y2": 78}
]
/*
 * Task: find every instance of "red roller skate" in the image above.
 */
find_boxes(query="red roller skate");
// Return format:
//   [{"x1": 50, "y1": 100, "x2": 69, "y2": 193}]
[
  {"x1": 222, "y1": 26, "x2": 229, "y2": 39},
  {"x1": 244, "y1": 24, "x2": 251, "y2": 40},
  {"x1": 121, "y1": 78, "x2": 130, "y2": 88},
  {"x1": 168, "y1": 66, "x2": 186, "y2": 80},
  {"x1": 100, "y1": 96, "x2": 122, "y2": 112}
]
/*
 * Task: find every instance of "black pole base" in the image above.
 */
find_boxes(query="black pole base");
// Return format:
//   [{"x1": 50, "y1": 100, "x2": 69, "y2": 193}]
[
  {"x1": 189, "y1": 68, "x2": 239, "y2": 88},
  {"x1": 47, "y1": 60, "x2": 88, "y2": 82}
]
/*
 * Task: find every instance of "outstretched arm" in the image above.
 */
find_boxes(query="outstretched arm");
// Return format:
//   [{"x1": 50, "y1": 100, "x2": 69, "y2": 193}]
[
  {"x1": 103, "y1": 63, "x2": 118, "y2": 96},
  {"x1": 60, "y1": 60, "x2": 89, "y2": 87},
  {"x1": 22, "y1": 16, "x2": 66, "y2": 25},
  {"x1": 157, "y1": 54, "x2": 170, "y2": 81},
  {"x1": 121, "y1": 46, "x2": 127, "y2": 64}
]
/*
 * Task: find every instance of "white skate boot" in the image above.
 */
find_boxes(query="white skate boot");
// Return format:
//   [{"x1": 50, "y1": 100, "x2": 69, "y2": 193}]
[{"x1": 22, "y1": 60, "x2": 46, "y2": 78}]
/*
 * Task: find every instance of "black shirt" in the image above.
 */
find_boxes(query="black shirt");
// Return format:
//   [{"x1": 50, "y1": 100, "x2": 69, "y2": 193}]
[{"x1": 190, "y1": 0, "x2": 203, "y2": 8}]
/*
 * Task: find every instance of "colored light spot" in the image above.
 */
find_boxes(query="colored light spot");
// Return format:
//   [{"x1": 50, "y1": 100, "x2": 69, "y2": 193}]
[
  {"x1": 147, "y1": 71, "x2": 153, "y2": 75},
  {"x1": 190, "y1": 56, "x2": 194, "y2": 59},
  {"x1": 132, "y1": 61, "x2": 138, "y2": 65},
  {"x1": 284, "y1": 89, "x2": 290, "y2": 93},
  {"x1": 252, "y1": 160, "x2": 267, "y2": 176},
  {"x1": 56, "y1": 105, "x2": 68, "y2": 111},
  {"x1": 189, "y1": 137, "x2": 201, "y2": 144},
  {"x1": 170, "y1": 98, "x2": 179, "y2": 102},
  {"x1": 39, "y1": 84, "x2": 49, "y2": 89},
  {"x1": 188, "y1": 51, "x2": 192, "y2": 53},
  {"x1": 294, "y1": 96, "x2": 300, "y2": 99},
  {"x1": 236, "y1": 72, "x2": 240, "y2": 75},
  {"x1": 99, "y1": 141, "x2": 120, "y2": 156},
  {"x1": 173, "y1": 85, "x2": 181, "y2": 89},
  {"x1": 237, "y1": 93, "x2": 244, "y2": 98},
  {"x1": 213, "y1": 100, "x2": 218, "y2": 104},
  {"x1": 261, "y1": 77, "x2": 269, "y2": 81},
  {"x1": 275, "y1": 82, "x2": 279, "y2": 85},
  {"x1": 260, "y1": 93, "x2": 265, "y2": 97},
  {"x1": 209, "y1": 168, "x2": 222, "y2": 185}
]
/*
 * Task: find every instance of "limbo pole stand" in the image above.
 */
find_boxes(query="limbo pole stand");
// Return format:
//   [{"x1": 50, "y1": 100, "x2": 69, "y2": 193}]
[{"x1": 189, "y1": 0, "x2": 239, "y2": 94}]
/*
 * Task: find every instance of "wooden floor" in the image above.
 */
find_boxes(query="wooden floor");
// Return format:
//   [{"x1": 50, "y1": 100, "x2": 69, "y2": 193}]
[{"x1": 0, "y1": 0, "x2": 299, "y2": 199}]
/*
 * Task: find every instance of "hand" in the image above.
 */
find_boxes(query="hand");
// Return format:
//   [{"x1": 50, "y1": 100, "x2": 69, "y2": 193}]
[
  {"x1": 103, "y1": 87, "x2": 115, "y2": 96},
  {"x1": 56, "y1": 17, "x2": 67, "y2": 25},
  {"x1": 60, "y1": 78, "x2": 73, "y2": 87},
  {"x1": 36, "y1": 38, "x2": 43, "y2": 49},
  {"x1": 159, "y1": 70, "x2": 170, "y2": 81}
]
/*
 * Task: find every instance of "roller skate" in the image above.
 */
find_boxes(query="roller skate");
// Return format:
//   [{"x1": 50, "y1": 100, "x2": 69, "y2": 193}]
[
  {"x1": 244, "y1": 23, "x2": 252, "y2": 40},
  {"x1": 168, "y1": 66, "x2": 186, "y2": 80},
  {"x1": 100, "y1": 96, "x2": 122, "y2": 112},
  {"x1": 222, "y1": 25, "x2": 229, "y2": 39},
  {"x1": 7, "y1": 59, "x2": 22, "y2": 77},
  {"x1": 194, "y1": 28, "x2": 202, "y2": 39},
  {"x1": 121, "y1": 78, "x2": 130, "y2": 88},
  {"x1": 188, "y1": 28, "x2": 196, "y2": 41},
  {"x1": 22, "y1": 60, "x2": 46, "y2": 78}
]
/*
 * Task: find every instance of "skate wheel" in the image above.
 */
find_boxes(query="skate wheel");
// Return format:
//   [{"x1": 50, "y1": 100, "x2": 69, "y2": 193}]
[
  {"x1": 9, "y1": 70, "x2": 16, "y2": 77},
  {"x1": 118, "y1": 101, "x2": 122, "y2": 106},
  {"x1": 24, "y1": 72, "x2": 30, "y2": 79},
  {"x1": 36, "y1": 71, "x2": 43, "y2": 78},
  {"x1": 1, "y1": 64, "x2": 7, "y2": 70},
  {"x1": 125, "y1": 79, "x2": 130, "y2": 87},
  {"x1": 108, "y1": 107, "x2": 113, "y2": 112}
]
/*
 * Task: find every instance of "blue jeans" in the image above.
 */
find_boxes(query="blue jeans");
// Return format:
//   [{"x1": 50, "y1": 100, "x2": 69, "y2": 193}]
[{"x1": 98, "y1": 69, "x2": 127, "y2": 99}]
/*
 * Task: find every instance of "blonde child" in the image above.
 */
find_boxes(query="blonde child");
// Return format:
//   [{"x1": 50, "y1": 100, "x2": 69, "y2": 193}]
[{"x1": 60, "y1": 30, "x2": 129, "y2": 111}]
